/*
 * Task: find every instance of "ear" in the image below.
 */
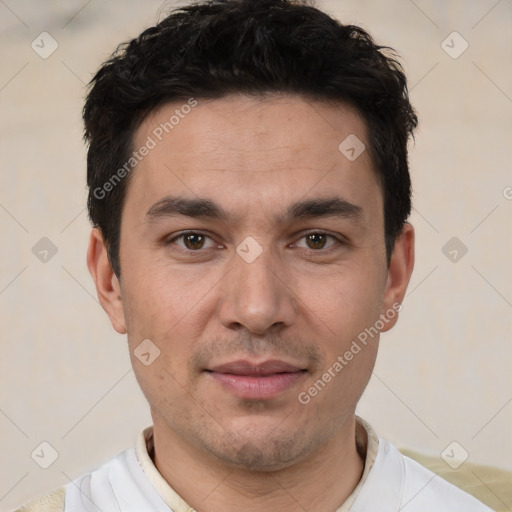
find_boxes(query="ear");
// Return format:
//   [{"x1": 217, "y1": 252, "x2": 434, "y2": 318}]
[
  {"x1": 86, "y1": 227, "x2": 127, "y2": 334},
  {"x1": 380, "y1": 222, "x2": 415, "y2": 332}
]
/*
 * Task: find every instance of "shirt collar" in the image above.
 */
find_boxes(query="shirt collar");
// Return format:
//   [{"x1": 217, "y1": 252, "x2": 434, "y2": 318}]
[
  {"x1": 136, "y1": 427, "x2": 196, "y2": 512},
  {"x1": 336, "y1": 416, "x2": 380, "y2": 511}
]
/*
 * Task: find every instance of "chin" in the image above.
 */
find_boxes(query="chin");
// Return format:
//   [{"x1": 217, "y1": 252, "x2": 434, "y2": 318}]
[{"x1": 203, "y1": 423, "x2": 320, "y2": 472}]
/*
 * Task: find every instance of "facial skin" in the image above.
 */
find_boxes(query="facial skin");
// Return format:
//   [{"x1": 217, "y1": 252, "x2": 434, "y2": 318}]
[{"x1": 87, "y1": 94, "x2": 414, "y2": 512}]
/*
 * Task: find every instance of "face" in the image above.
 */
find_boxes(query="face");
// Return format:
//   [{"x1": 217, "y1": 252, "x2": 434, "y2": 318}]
[{"x1": 88, "y1": 94, "x2": 414, "y2": 471}]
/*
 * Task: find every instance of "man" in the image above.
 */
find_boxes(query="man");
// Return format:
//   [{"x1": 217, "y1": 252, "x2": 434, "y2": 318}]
[{"x1": 17, "y1": 0, "x2": 494, "y2": 510}]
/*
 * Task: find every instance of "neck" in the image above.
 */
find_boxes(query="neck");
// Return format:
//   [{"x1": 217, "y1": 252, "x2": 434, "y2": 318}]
[{"x1": 151, "y1": 416, "x2": 365, "y2": 512}]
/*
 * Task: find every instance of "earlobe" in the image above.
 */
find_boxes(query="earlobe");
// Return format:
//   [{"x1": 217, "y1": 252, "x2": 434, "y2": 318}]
[
  {"x1": 86, "y1": 228, "x2": 127, "y2": 335},
  {"x1": 380, "y1": 223, "x2": 415, "y2": 333}
]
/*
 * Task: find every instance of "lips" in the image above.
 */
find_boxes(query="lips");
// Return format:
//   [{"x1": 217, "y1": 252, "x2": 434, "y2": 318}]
[
  {"x1": 210, "y1": 360, "x2": 304, "y2": 375},
  {"x1": 206, "y1": 359, "x2": 307, "y2": 399}
]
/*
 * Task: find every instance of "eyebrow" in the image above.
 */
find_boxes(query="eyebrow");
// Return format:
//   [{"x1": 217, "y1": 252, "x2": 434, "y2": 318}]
[
  {"x1": 276, "y1": 197, "x2": 364, "y2": 225},
  {"x1": 145, "y1": 195, "x2": 364, "y2": 225},
  {"x1": 146, "y1": 196, "x2": 230, "y2": 222}
]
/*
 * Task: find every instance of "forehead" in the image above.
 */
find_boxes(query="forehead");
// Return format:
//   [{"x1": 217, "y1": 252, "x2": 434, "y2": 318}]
[{"x1": 125, "y1": 94, "x2": 381, "y2": 220}]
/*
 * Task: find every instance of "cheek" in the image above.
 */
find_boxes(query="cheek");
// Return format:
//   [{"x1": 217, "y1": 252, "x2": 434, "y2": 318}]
[
  {"x1": 297, "y1": 262, "x2": 385, "y2": 340},
  {"x1": 121, "y1": 265, "x2": 221, "y2": 398},
  {"x1": 122, "y1": 257, "x2": 218, "y2": 332}
]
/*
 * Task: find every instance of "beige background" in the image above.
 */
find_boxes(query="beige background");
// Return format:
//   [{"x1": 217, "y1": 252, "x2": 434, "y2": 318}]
[{"x1": 1, "y1": 0, "x2": 511, "y2": 510}]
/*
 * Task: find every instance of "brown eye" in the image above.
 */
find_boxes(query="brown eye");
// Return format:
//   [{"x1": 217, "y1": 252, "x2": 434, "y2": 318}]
[
  {"x1": 294, "y1": 232, "x2": 340, "y2": 251},
  {"x1": 183, "y1": 233, "x2": 206, "y2": 250},
  {"x1": 305, "y1": 233, "x2": 327, "y2": 249},
  {"x1": 165, "y1": 231, "x2": 221, "y2": 253}
]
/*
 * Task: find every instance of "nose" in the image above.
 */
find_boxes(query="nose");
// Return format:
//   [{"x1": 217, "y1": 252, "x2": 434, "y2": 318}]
[{"x1": 218, "y1": 243, "x2": 297, "y2": 336}]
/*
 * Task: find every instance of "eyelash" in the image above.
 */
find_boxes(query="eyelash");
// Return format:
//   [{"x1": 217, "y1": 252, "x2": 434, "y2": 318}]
[
  {"x1": 164, "y1": 231, "x2": 221, "y2": 251},
  {"x1": 163, "y1": 230, "x2": 345, "y2": 254}
]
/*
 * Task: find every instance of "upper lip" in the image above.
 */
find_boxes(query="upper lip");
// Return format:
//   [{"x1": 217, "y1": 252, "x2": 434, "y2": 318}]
[{"x1": 208, "y1": 359, "x2": 305, "y2": 376}]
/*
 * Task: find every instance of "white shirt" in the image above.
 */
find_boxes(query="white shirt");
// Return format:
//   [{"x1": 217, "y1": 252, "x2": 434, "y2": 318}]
[{"x1": 63, "y1": 418, "x2": 492, "y2": 512}]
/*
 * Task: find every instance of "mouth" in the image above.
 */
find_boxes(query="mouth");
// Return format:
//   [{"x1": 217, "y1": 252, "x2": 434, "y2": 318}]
[{"x1": 205, "y1": 359, "x2": 308, "y2": 400}]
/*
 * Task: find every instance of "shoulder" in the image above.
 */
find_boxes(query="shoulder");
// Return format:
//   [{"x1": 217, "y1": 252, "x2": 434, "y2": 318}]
[
  {"x1": 401, "y1": 447, "x2": 511, "y2": 512},
  {"x1": 355, "y1": 435, "x2": 494, "y2": 511},
  {"x1": 14, "y1": 487, "x2": 66, "y2": 512},
  {"x1": 398, "y1": 448, "x2": 496, "y2": 511}
]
